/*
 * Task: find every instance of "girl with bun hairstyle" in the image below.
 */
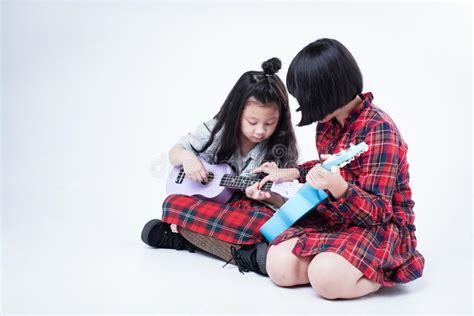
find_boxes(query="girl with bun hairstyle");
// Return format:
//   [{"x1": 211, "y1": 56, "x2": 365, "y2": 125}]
[{"x1": 141, "y1": 58, "x2": 298, "y2": 275}]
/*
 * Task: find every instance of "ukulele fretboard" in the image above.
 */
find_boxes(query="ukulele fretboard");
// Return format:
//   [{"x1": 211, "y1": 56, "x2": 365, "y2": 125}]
[
  {"x1": 219, "y1": 174, "x2": 273, "y2": 191},
  {"x1": 174, "y1": 170, "x2": 273, "y2": 191}
]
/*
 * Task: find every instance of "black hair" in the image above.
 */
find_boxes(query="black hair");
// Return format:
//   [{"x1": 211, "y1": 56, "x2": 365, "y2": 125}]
[
  {"x1": 286, "y1": 38, "x2": 363, "y2": 126},
  {"x1": 196, "y1": 57, "x2": 298, "y2": 168}
]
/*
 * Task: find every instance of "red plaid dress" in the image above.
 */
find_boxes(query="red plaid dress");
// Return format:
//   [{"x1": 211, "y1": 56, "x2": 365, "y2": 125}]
[{"x1": 271, "y1": 92, "x2": 425, "y2": 287}]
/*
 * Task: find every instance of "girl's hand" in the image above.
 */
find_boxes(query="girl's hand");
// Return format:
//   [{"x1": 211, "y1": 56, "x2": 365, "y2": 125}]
[
  {"x1": 306, "y1": 161, "x2": 348, "y2": 199},
  {"x1": 245, "y1": 182, "x2": 271, "y2": 200},
  {"x1": 319, "y1": 154, "x2": 332, "y2": 161},
  {"x1": 250, "y1": 162, "x2": 300, "y2": 189},
  {"x1": 182, "y1": 153, "x2": 208, "y2": 183}
]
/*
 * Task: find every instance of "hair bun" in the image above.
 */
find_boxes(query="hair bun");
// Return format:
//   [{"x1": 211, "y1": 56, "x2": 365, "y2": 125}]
[{"x1": 262, "y1": 57, "x2": 282, "y2": 75}]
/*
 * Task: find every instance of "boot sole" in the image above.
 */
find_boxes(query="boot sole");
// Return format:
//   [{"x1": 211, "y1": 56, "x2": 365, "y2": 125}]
[{"x1": 141, "y1": 219, "x2": 162, "y2": 246}]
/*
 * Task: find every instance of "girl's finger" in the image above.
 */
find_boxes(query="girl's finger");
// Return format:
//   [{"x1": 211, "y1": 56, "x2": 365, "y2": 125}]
[
  {"x1": 315, "y1": 164, "x2": 327, "y2": 175},
  {"x1": 196, "y1": 174, "x2": 203, "y2": 183},
  {"x1": 261, "y1": 175, "x2": 278, "y2": 189},
  {"x1": 248, "y1": 182, "x2": 259, "y2": 190},
  {"x1": 250, "y1": 165, "x2": 265, "y2": 174},
  {"x1": 308, "y1": 172, "x2": 318, "y2": 183},
  {"x1": 320, "y1": 154, "x2": 332, "y2": 161},
  {"x1": 200, "y1": 169, "x2": 208, "y2": 182},
  {"x1": 196, "y1": 170, "x2": 205, "y2": 183},
  {"x1": 247, "y1": 182, "x2": 258, "y2": 193},
  {"x1": 245, "y1": 186, "x2": 253, "y2": 196},
  {"x1": 258, "y1": 175, "x2": 273, "y2": 189},
  {"x1": 256, "y1": 190, "x2": 268, "y2": 200}
]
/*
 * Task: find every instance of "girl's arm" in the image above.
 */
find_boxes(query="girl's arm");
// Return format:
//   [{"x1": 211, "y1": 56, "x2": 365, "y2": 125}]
[
  {"x1": 168, "y1": 144, "x2": 196, "y2": 166},
  {"x1": 250, "y1": 162, "x2": 301, "y2": 184},
  {"x1": 310, "y1": 122, "x2": 401, "y2": 227},
  {"x1": 252, "y1": 160, "x2": 321, "y2": 184},
  {"x1": 247, "y1": 162, "x2": 301, "y2": 207},
  {"x1": 263, "y1": 192, "x2": 287, "y2": 208},
  {"x1": 169, "y1": 120, "x2": 216, "y2": 182},
  {"x1": 169, "y1": 145, "x2": 209, "y2": 183},
  {"x1": 171, "y1": 119, "x2": 216, "y2": 166}
]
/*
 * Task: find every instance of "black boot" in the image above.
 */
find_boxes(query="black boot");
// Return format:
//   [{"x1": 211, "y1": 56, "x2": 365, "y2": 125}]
[
  {"x1": 141, "y1": 219, "x2": 195, "y2": 252},
  {"x1": 225, "y1": 242, "x2": 268, "y2": 276}
]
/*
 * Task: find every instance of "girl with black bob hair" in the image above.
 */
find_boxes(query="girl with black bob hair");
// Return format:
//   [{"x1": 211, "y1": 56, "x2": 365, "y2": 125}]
[
  {"x1": 252, "y1": 39, "x2": 425, "y2": 299},
  {"x1": 141, "y1": 58, "x2": 298, "y2": 276},
  {"x1": 287, "y1": 38, "x2": 363, "y2": 126}
]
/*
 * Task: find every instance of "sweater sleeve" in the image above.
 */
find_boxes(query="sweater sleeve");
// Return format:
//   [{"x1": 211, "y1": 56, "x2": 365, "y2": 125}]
[{"x1": 175, "y1": 119, "x2": 216, "y2": 153}]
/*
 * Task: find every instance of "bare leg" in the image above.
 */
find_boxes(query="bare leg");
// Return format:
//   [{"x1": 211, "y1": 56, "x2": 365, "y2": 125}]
[
  {"x1": 266, "y1": 238, "x2": 313, "y2": 287},
  {"x1": 307, "y1": 252, "x2": 381, "y2": 299}
]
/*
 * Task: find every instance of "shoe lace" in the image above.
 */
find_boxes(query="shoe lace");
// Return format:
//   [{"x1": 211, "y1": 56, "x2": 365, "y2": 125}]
[
  {"x1": 222, "y1": 246, "x2": 255, "y2": 274},
  {"x1": 162, "y1": 230, "x2": 195, "y2": 252}
]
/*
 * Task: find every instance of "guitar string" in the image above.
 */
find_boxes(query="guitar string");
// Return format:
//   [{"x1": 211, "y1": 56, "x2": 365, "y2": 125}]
[{"x1": 177, "y1": 170, "x2": 273, "y2": 190}]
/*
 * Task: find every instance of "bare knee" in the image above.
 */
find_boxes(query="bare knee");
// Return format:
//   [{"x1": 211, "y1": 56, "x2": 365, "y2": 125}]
[
  {"x1": 266, "y1": 249, "x2": 299, "y2": 287},
  {"x1": 308, "y1": 253, "x2": 361, "y2": 299},
  {"x1": 266, "y1": 240, "x2": 310, "y2": 287}
]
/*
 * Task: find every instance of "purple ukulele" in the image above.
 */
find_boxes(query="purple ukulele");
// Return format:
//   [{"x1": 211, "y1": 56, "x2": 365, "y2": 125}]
[{"x1": 166, "y1": 158, "x2": 303, "y2": 203}]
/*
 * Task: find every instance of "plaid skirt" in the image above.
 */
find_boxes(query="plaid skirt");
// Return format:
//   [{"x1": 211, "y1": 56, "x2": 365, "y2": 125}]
[
  {"x1": 162, "y1": 193, "x2": 424, "y2": 287},
  {"x1": 161, "y1": 192, "x2": 275, "y2": 245},
  {"x1": 271, "y1": 213, "x2": 425, "y2": 287}
]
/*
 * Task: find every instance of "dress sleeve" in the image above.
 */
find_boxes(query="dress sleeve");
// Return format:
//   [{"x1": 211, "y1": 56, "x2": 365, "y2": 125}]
[
  {"x1": 326, "y1": 122, "x2": 399, "y2": 227},
  {"x1": 296, "y1": 160, "x2": 320, "y2": 183}
]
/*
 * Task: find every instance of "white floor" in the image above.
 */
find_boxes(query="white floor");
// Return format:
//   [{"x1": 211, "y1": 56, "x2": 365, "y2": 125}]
[{"x1": 2, "y1": 207, "x2": 472, "y2": 315}]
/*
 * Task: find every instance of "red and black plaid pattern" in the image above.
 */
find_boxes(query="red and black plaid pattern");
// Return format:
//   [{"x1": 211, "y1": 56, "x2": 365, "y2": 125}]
[
  {"x1": 272, "y1": 92, "x2": 425, "y2": 287},
  {"x1": 162, "y1": 192, "x2": 274, "y2": 245}
]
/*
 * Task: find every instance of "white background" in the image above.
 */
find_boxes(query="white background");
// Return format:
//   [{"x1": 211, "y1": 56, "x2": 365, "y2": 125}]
[{"x1": 2, "y1": 0, "x2": 472, "y2": 315}]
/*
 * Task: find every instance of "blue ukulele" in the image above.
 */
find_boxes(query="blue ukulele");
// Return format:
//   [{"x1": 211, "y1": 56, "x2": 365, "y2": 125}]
[{"x1": 260, "y1": 142, "x2": 369, "y2": 242}]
